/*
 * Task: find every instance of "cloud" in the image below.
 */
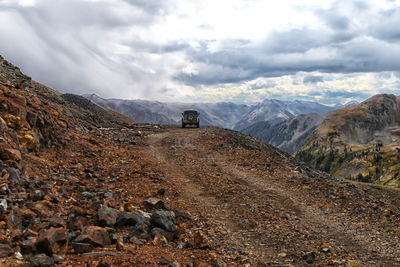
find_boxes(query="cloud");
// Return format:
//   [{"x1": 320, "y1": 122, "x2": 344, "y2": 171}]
[
  {"x1": 0, "y1": 0, "x2": 399, "y2": 104},
  {"x1": 304, "y1": 75, "x2": 324, "y2": 84}
]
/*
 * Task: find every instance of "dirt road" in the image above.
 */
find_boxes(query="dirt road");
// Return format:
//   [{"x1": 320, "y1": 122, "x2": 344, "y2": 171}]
[{"x1": 145, "y1": 126, "x2": 400, "y2": 266}]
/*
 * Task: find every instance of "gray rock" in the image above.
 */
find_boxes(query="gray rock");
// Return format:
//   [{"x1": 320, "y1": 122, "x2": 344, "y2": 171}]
[
  {"x1": 213, "y1": 259, "x2": 227, "y2": 267},
  {"x1": 143, "y1": 197, "x2": 167, "y2": 210},
  {"x1": 116, "y1": 211, "x2": 145, "y2": 227},
  {"x1": 98, "y1": 205, "x2": 119, "y2": 227},
  {"x1": 150, "y1": 210, "x2": 175, "y2": 232},
  {"x1": 32, "y1": 190, "x2": 45, "y2": 201},
  {"x1": 82, "y1": 191, "x2": 94, "y2": 199},
  {"x1": 0, "y1": 198, "x2": 7, "y2": 212},
  {"x1": 302, "y1": 251, "x2": 316, "y2": 264}
]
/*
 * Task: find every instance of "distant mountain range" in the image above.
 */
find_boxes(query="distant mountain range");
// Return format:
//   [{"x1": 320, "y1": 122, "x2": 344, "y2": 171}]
[
  {"x1": 242, "y1": 113, "x2": 325, "y2": 154},
  {"x1": 84, "y1": 94, "x2": 344, "y2": 130}
]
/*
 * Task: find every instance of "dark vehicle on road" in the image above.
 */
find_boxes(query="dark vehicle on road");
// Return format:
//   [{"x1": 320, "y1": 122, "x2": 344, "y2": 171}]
[{"x1": 182, "y1": 110, "x2": 200, "y2": 128}]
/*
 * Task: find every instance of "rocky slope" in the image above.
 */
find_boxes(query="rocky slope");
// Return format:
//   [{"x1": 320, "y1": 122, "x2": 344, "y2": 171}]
[
  {"x1": 84, "y1": 94, "x2": 334, "y2": 130},
  {"x1": 242, "y1": 113, "x2": 324, "y2": 154},
  {"x1": 0, "y1": 55, "x2": 234, "y2": 266},
  {"x1": 296, "y1": 94, "x2": 400, "y2": 187}
]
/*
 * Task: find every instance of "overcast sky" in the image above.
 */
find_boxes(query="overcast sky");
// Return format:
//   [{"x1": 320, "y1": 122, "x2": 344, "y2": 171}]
[{"x1": 0, "y1": 0, "x2": 399, "y2": 104}]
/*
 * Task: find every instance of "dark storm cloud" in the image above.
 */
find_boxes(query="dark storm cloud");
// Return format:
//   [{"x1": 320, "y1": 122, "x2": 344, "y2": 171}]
[{"x1": 370, "y1": 9, "x2": 400, "y2": 42}]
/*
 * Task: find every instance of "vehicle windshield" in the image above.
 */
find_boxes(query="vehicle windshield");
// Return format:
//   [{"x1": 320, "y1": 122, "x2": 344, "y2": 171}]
[{"x1": 183, "y1": 111, "x2": 198, "y2": 115}]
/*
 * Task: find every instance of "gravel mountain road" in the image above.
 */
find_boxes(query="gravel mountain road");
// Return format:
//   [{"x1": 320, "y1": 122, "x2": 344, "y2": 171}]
[{"x1": 146, "y1": 126, "x2": 400, "y2": 266}]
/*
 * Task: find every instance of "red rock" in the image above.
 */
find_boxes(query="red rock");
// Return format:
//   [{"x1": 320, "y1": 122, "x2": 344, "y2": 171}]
[
  {"x1": 49, "y1": 217, "x2": 67, "y2": 229},
  {"x1": 74, "y1": 226, "x2": 111, "y2": 247},
  {"x1": 143, "y1": 197, "x2": 167, "y2": 210},
  {"x1": 36, "y1": 227, "x2": 68, "y2": 256},
  {"x1": 71, "y1": 242, "x2": 94, "y2": 254},
  {"x1": 31, "y1": 201, "x2": 54, "y2": 218},
  {"x1": 20, "y1": 237, "x2": 37, "y2": 254},
  {"x1": 116, "y1": 240, "x2": 125, "y2": 251},
  {"x1": 0, "y1": 147, "x2": 22, "y2": 162},
  {"x1": 67, "y1": 216, "x2": 87, "y2": 231},
  {"x1": 193, "y1": 231, "x2": 212, "y2": 249}
]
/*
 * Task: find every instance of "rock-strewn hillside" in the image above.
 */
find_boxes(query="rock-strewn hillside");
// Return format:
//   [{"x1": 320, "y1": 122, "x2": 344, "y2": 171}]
[
  {"x1": 242, "y1": 112, "x2": 324, "y2": 154},
  {"x1": 0, "y1": 55, "x2": 231, "y2": 266},
  {"x1": 296, "y1": 94, "x2": 400, "y2": 187}
]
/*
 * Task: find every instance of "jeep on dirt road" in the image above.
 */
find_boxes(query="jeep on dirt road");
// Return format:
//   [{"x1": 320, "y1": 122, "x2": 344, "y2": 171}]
[{"x1": 182, "y1": 110, "x2": 200, "y2": 128}]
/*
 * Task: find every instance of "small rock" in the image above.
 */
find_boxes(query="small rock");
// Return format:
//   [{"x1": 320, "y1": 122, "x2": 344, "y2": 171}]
[
  {"x1": 143, "y1": 197, "x2": 167, "y2": 210},
  {"x1": 213, "y1": 259, "x2": 227, "y2": 267},
  {"x1": 31, "y1": 200, "x2": 54, "y2": 218},
  {"x1": 193, "y1": 231, "x2": 211, "y2": 249},
  {"x1": 7, "y1": 206, "x2": 23, "y2": 229},
  {"x1": 153, "y1": 233, "x2": 168, "y2": 246},
  {"x1": 82, "y1": 191, "x2": 94, "y2": 198},
  {"x1": 116, "y1": 240, "x2": 125, "y2": 251},
  {"x1": 0, "y1": 198, "x2": 7, "y2": 212},
  {"x1": 98, "y1": 205, "x2": 119, "y2": 227},
  {"x1": 53, "y1": 255, "x2": 65, "y2": 263},
  {"x1": 3, "y1": 167, "x2": 21, "y2": 184},
  {"x1": 49, "y1": 217, "x2": 67, "y2": 229},
  {"x1": 36, "y1": 227, "x2": 68, "y2": 256},
  {"x1": 29, "y1": 253, "x2": 54, "y2": 267},
  {"x1": 150, "y1": 210, "x2": 175, "y2": 232},
  {"x1": 170, "y1": 262, "x2": 180, "y2": 267},
  {"x1": 0, "y1": 243, "x2": 13, "y2": 257},
  {"x1": 104, "y1": 190, "x2": 114, "y2": 198},
  {"x1": 160, "y1": 257, "x2": 170, "y2": 265},
  {"x1": 150, "y1": 227, "x2": 174, "y2": 241},
  {"x1": 74, "y1": 226, "x2": 111, "y2": 247},
  {"x1": 15, "y1": 251, "x2": 23, "y2": 260},
  {"x1": 21, "y1": 237, "x2": 37, "y2": 254},
  {"x1": 302, "y1": 251, "x2": 316, "y2": 264},
  {"x1": 136, "y1": 210, "x2": 152, "y2": 219},
  {"x1": 31, "y1": 190, "x2": 45, "y2": 201},
  {"x1": 98, "y1": 260, "x2": 111, "y2": 267},
  {"x1": 0, "y1": 147, "x2": 22, "y2": 162},
  {"x1": 321, "y1": 247, "x2": 331, "y2": 253},
  {"x1": 71, "y1": 242, "x2": 94, "y2": 254}
]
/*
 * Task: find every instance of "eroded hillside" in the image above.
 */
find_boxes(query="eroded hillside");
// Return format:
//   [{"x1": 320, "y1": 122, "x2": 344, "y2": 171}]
[{"x1": 297, "y1": 94, "x2": 400, "y2": 187}]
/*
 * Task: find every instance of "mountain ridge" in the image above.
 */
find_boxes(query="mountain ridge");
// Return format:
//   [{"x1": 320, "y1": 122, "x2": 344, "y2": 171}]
[
  {"x1": 296, "y1": 93, "x2": 400, "y2": 186},
  {"x1": 84, "y1": 93, "x2": 338, "y2": 130}
]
